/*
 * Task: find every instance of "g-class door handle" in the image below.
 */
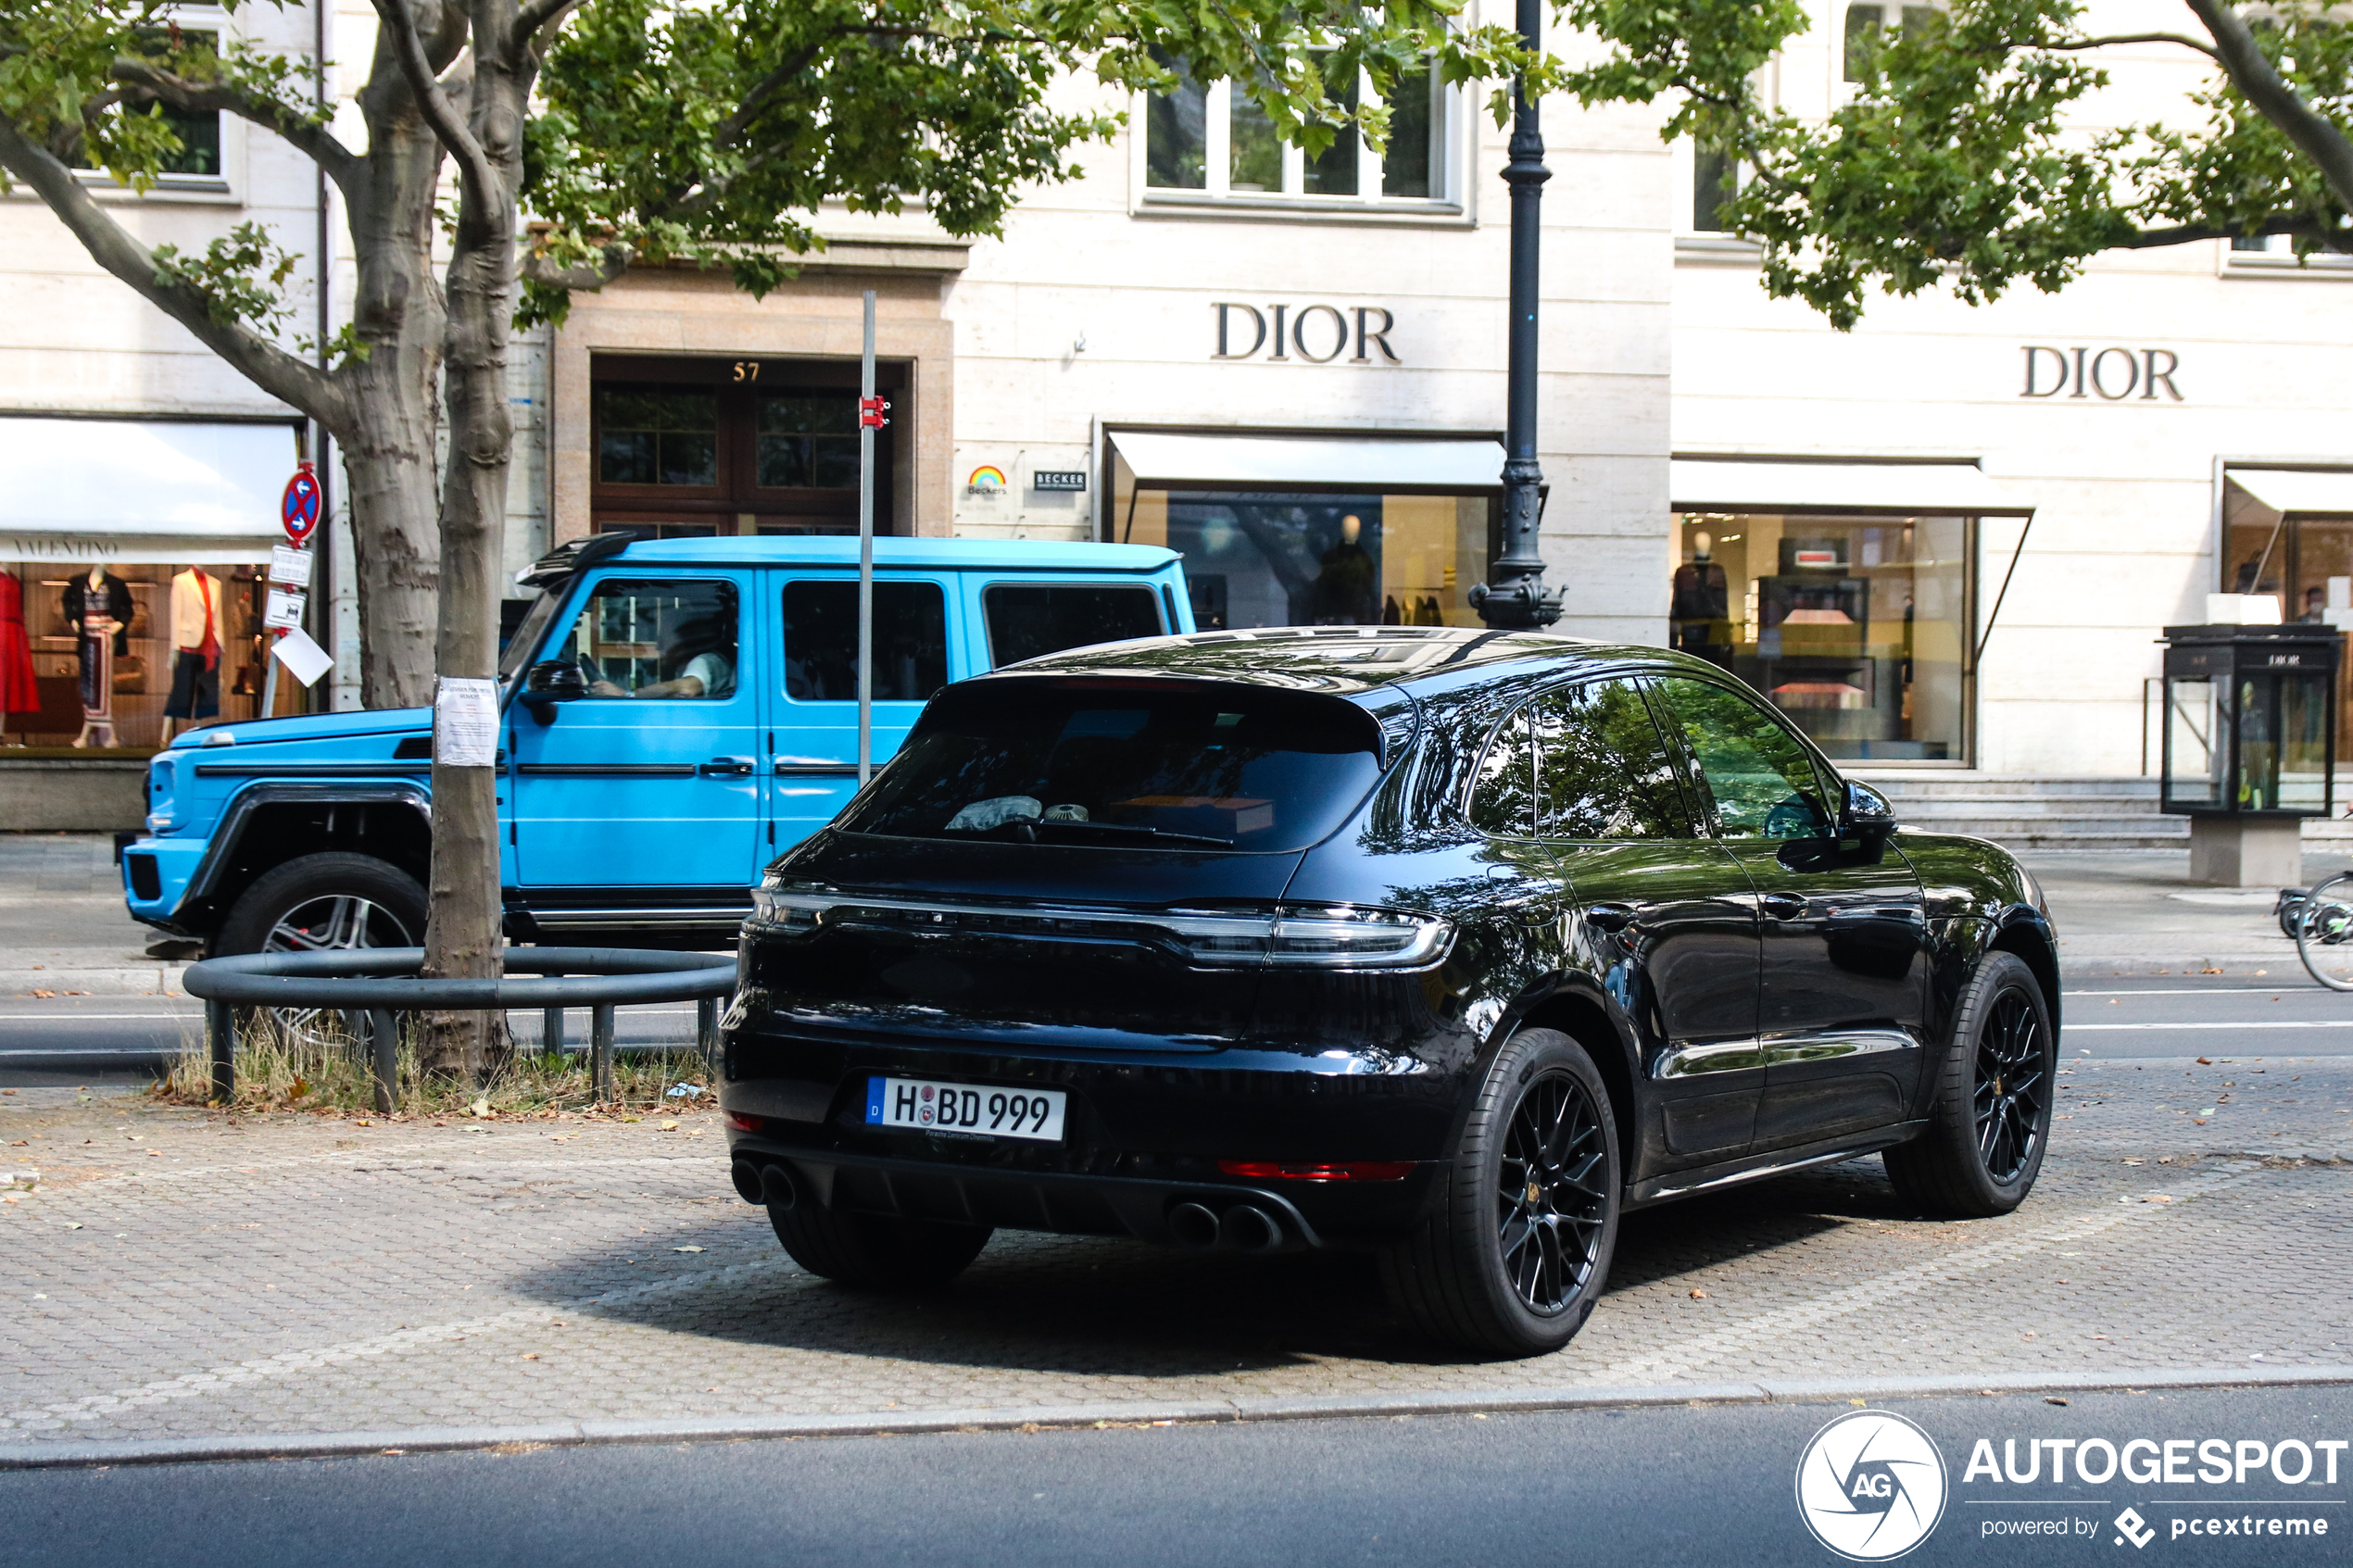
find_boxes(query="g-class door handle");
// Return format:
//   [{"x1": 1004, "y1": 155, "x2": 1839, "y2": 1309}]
[
  {"x1": 698, "y1": 757, "x2": 757, "y2": 777},
  {"x1": 1582, "y1": 903, "x2": 1635, "y2": 934},
  {"x1": 1759, "y1": 892, "x2": 1807, "y2": 921}
]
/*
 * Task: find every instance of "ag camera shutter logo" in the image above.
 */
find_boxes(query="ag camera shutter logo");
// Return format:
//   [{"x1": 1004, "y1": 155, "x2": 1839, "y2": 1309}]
[{"x1": 1795, "y1": 1409, "x2": 1949, "y2": 1561}]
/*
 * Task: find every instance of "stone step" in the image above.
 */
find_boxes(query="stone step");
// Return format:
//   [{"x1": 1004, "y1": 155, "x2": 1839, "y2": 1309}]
[
  {"x1": 1902, "y1": 826, "x2": 2191, "y2": 850},
  {"x1": 1895, "y1": 797, "x2": 2164, "y2": 818}
]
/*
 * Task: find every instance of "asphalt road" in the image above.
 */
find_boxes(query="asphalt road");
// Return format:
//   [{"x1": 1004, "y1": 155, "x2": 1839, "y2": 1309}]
[
  {"x1": 6, "y1": 1386, "x2": 2347, "y2": 1568},
  {"x1": 0, "y1": 997, "x2": 705, "y2": 1087}
]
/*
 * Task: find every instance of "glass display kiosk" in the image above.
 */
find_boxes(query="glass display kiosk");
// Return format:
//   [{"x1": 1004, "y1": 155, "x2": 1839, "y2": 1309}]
[{"x1": 2160, "y1": 623, "x2": 2341, "y2": 885}]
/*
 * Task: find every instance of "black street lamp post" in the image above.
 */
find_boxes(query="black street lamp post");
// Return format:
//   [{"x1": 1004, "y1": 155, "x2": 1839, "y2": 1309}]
[{"x1": 1471, "y1": 0, "x2": 1564, "y2": 630}]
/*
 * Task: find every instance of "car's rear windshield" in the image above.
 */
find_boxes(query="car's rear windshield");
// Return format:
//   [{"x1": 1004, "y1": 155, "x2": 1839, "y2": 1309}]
[{"x1": 838, "y1": 680, "x2": 1384, "y2": 852}]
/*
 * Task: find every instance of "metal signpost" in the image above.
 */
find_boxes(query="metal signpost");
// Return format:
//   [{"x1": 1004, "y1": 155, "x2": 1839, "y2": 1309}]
[
  {"x1": 856, "y1": 290, "x2": 890, "y2": 784},
  {"x1": 261, "y1": 462, "x2": 323, "y2": 718}
]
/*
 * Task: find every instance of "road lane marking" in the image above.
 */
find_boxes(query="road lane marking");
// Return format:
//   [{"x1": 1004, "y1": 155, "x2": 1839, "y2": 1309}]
[{"x1": 2066, "y1": 1021, "x2": 2353, "y2": 1031}]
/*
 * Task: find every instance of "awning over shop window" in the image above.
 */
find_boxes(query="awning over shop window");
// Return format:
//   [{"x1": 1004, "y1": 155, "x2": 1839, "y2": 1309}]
[
  {"x1": 0, "y1": 417, "x2": 300, "y2": 564},
  {"x1": 2225, "y1": 468, "x2": 2353, "y2": 518},
  {"x1": 1670, "y1": 458, "x2": 2032, "y2": 516},
  {"x1": 1111, "y1": 431, "x2": 1507, "y2": 492}
]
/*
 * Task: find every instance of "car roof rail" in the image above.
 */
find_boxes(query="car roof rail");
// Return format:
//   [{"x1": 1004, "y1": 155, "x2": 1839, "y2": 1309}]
[{"x1": 518, "y1": 531, "x2": 635, "y2": 591}]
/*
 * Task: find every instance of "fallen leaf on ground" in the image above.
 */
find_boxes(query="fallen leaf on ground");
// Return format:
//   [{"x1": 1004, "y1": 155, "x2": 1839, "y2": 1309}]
[
  {"x1": 2197, "y1": 1057, "x2": 2212, "y2": 1065},
  {"x1": 673, "y1": 1245, "x2": 704, "y2": 1253},
  {"x1": 1688, "y1": 1288, "x2": 1707, "y2": 1298},
  {"x1": 658, "y1": 1119, "x2": 680, "y2": 1131}
]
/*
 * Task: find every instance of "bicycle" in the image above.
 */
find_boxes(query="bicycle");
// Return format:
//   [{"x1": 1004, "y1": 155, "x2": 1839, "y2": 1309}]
[{"x1": 2281, "y1": 874, "x2": 2353, "y2": 991}]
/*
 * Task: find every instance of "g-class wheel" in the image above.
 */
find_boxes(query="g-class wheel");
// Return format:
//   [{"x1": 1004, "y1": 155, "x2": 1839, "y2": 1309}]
[{"x1": 214, "y1": 852, "x2": 426, "y2": 1048}]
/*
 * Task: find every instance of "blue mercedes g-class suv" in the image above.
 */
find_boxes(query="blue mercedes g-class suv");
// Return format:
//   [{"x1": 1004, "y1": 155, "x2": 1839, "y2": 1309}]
[{"x1": 119, "y1": 533, "x2": 1192, "y2": 953}]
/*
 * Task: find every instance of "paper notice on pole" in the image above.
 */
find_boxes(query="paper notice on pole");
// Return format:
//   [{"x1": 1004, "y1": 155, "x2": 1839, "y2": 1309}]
[
  {"x1": 434, "y1": 677, "x2": 500, "y2": 768},
  {"x1": 269, "y1": 625, "x2": 334, "y2": 687},
  {"x1": 263, "y1": 587, "x2": 307, "y2": 630},
  {"x1": 269, "y1": 545, "x2": 315, "y2": 587}
]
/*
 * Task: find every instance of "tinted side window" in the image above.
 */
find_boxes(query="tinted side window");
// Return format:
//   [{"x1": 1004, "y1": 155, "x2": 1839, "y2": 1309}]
[
  {"x1": 782, "y1": 580, "x2": 948, "y2": 703},
  {"x1": 1649, "y1": 677, "x2": 1832, "y2": 840},
  {"x1": 984, "y1": 584, "x2": 1164, "y2": 667},
  {"x1": 1532, "y1": 680, "x2": 1692, "y2": 839},
  {"x1": 1468, "y1": 707, "x2": 1537, "y2": 836},
  {"x1": 547, "y1": 578, "x2": 738, "y2": 700}
]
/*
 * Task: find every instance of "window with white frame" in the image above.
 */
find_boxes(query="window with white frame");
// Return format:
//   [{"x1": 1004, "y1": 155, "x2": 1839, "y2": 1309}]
[
  {"x1": 1142, "y1": 56, "x2": 1453, "y2": 208},
  {"x1": 1843, "y1": 2, "x2": 1947, "y2": 83},
  {"x1": 71, "y1": 18, "x2": 229, "y2": 187},
  {"x1": 2226, "y1": 232, "x2": 2353, "y2": 270}
]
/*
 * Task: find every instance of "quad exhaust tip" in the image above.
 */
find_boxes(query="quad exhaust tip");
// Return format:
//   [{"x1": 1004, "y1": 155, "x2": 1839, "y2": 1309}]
[
  {"x1": 730, "y1": 1159, "x2": 799, "y2": 1210},
  {"x1": 1167, "y1": 1199, "x2": 1283, "y2": 1252}
]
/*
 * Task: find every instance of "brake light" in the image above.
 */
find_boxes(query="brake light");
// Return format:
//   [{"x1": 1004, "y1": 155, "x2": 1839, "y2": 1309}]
[
  {"x1": 1217, "y1": 1160, "x2": 1415, "y2": 1183},
  {"x1": 726, "y1": 1111, "x2": 763, "y2": 1132}
]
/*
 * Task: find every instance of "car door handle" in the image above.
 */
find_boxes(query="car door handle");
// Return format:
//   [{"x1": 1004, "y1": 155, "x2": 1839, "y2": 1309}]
[
  {"x1": 1581, "y1": 903, "x2": 1636, "y2": 934},
  {"x1": 698, "y1": 757, "x2": 757, "y2": 777},
  {"x1": 1759, "y1": 892, "x2": 1807, "y2": 921}
]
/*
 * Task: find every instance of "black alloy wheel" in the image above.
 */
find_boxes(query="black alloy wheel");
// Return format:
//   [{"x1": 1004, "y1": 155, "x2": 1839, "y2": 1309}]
[
  {"x1": 1972, "y1": 988, "x2": 2045, "y2": 1184},
  {"x1": 1381, "y1": 1026, "x2": 1621, "y2": 1358},
  {"x1": 1884, "y1": 950, "x2": 2056, "y2": 1218},
  {"x1": 1496, "y1": 1071, "x2": 1611, "y2": 1314}
]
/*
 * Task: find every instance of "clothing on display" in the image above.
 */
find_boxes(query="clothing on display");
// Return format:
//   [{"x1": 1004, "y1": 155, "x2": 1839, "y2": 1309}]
[
  {"x1": 164, "y1": 568, "x2": 224, "y2": 720},
  {"x1": 165, "y1": 650, "x2": 220, "y2": 719},
  {"x1": 62, "y1": 571, "x2": 134, "y2": 657},
  {"x1": 0, "y1": 571, "x2": 35, "y2": 715}
]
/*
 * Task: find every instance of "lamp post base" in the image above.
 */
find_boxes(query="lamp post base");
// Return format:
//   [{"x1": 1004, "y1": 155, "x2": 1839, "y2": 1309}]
[{"x1": 2187, "y1": 816, "x2": 2304, "y2": 888}]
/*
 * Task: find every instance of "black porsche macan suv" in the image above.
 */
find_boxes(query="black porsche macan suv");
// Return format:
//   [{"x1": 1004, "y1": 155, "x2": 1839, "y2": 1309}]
[{"x1": 720, "y1": 628, "x2": 2059, "y2": 1357}]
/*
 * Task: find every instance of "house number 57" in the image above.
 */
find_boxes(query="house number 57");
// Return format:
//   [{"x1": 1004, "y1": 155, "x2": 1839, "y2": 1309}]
[{"x1": 732, "y1": 361, "x2": 761, "y2": 382}]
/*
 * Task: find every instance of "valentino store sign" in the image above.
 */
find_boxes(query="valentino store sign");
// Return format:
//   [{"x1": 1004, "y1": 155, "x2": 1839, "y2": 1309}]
[{"x1": 1214, "y1": 303, "x2": 1402, "y2": 364}]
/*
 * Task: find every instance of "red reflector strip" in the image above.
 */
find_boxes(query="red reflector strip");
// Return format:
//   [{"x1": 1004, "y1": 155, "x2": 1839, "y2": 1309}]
[
  {"x1": 1217, "y1": 1160, "x2": 1414, "y2": 1183},
  {"x1": 726, "y1": 1111, "x2": 762, "y2": 1132}
]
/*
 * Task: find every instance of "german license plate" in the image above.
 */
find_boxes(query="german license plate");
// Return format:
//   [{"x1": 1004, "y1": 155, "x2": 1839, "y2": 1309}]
[{"x1": 865, "y1": 1076, "x2": 1066, "y2": 1143}]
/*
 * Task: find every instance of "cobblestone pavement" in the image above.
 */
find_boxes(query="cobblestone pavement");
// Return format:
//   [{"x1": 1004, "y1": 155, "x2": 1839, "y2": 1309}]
[{"x1": 1, "y1": 1053, "x2": 2348, "y2": 1449}]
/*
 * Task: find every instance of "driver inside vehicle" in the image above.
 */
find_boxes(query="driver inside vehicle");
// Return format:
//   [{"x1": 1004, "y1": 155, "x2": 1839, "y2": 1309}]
[{"x1": 589, "y1": 616, "x2": 736, "y2": 700}]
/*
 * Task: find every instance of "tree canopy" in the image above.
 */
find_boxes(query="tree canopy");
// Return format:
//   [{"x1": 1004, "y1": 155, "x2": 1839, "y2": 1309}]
[{"x1": 1560, "y1": 0, "x2": 2353, "y2": 328}]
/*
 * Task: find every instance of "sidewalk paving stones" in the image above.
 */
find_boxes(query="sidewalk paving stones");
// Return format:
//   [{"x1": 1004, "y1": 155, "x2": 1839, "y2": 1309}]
[{"x1": 0, "y1": 1055, "x2": 2346, "y2": 1454}]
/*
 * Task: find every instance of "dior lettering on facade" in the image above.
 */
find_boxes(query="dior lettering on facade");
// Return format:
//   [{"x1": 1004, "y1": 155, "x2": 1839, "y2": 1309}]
[
  {"x1": 1213, "y1": 303, "x2": 1402, "y2": 364},
  {"x1": 2020, "y1": 346, "x2": 2183, "y2": 401}
]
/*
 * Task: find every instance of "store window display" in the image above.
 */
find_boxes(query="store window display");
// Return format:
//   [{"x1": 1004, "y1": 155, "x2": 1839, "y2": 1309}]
[
  {"x1": 1671, "y1": 511, "x2": 1971, "y2": 762},
  {"x1": 2220, "y1": 504, "x2": 2353, "y2": 747},
  {"x1": 1123, "y1": 492, "x2": 1493, "y2": 631}
]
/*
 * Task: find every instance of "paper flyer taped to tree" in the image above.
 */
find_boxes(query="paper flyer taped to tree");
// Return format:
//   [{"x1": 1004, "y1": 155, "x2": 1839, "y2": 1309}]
[
  {"x1": 269, "y1": 625, "x2": 333, "y2": 687},
  {"x1": 434, "y1": 677, "x2": 499, "y2": 768}
]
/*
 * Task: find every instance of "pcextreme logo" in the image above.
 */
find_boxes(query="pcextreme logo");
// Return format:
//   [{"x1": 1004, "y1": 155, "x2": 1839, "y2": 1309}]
[{"x1": 1796, "y1": 1410, "x2": 1951, "y2": 1561}]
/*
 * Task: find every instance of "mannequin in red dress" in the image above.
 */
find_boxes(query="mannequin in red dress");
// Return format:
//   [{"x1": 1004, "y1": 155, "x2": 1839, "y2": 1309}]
[{"x1": 0, "y1": 570, "x2": 37, "y2": 739}]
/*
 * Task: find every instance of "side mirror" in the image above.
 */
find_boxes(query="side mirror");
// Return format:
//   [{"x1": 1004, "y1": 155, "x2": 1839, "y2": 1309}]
[
  {"x1": 519, "y1": 660, "x2": 587, "y2": 724},
  {"x1": 1842, "y1": 779, "x2": 1898, "y2": 846}
]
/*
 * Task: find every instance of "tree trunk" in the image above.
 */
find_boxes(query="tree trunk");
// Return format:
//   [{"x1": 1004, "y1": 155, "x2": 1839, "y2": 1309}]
[
  {"x1": 340, "y1": 45, "x2": 456, "y2": 712},
  {"x1": 416, "y1": 18, "x2": 532, "y2": 1083}
]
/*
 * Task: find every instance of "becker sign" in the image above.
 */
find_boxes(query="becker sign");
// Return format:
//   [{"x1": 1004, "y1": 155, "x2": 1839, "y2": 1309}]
[
  {"x1": 2021, "y1": 345, "x2": 2183, "y2": 401},
  {"x1": 1214, "y1": 303, "x2": 1401, "y2": 365}
]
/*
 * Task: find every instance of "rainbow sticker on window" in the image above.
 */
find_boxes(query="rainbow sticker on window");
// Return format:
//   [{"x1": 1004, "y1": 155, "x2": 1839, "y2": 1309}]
[{"x1": 965, "y1": 465, "x2": 1008, "y2": 493}]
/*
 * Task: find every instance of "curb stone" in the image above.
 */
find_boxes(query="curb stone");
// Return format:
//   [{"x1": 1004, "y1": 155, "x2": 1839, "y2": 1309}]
[{"x1": 3, "y1": 1366, "x2": 2347, "y2": 1472}]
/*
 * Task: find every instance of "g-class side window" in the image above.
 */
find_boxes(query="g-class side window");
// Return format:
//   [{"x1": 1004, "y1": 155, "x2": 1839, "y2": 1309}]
[{"x1": 782, "y1": 579, "x2": 948, "y2": 702}]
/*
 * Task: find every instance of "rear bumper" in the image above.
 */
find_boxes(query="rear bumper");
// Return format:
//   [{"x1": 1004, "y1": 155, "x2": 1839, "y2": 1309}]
[{"x1": 725, "y1": 1132, "x2": 1369, "y2": 1250}]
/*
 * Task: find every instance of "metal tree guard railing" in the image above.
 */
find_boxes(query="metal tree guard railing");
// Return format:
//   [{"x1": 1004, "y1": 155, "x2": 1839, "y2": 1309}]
[{"x1": 181, "y1": 947, "x2": 738, "y2": 1110}]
